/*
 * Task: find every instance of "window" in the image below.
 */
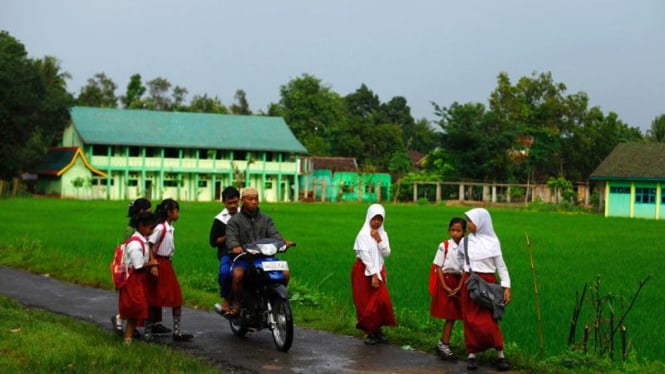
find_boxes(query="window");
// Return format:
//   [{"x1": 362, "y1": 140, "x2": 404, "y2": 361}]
[
  {"x1": 128, "y1": 146, "x2": 140, "y2": 157},
  {"x1": 128, "y1": 179, "x2": 138, "y2": 187},
  {"x1": 235, "y1": 151, "x2": 247, "y2": 161},
  {"x1": 609, "y1": 186, "x2": 630, "y2": 194},
  {"x1": 92, "y1": 178, "x2": 114, "y2": 186},
  {"x1": 635, "y1": 187, "x2": 656, "y2": 204},
  {"x1": 145, "y1": 147, "x2": 156, "y2": 157},
  {"x1": 164, "y1": 148, "x2": 179, "y2": 158},
  {"x1": 92, "y1": 145, "x2": 107, "y2": 156},
  {"x1": 164, "y1": 173, "x2": 180, "y2": 187}
]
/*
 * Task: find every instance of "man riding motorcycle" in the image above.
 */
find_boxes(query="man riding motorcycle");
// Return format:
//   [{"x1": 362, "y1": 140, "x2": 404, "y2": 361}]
[{"x1": 224, "y1": 186, "x2": 293, "y2": 317}]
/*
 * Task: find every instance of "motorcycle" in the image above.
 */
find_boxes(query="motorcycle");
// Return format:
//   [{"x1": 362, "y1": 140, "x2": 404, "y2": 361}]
[{"x1": 226, "y1": 238, "x2": 295, "y2": 352}]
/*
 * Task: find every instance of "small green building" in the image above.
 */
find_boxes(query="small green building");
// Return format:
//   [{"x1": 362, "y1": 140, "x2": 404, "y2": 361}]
[
  {"x1": 299, "y1": 157, "x2": 391, "y2": 202},
  {"x1": 590, "y1": 142, "x2": 665, "y2": 219}
]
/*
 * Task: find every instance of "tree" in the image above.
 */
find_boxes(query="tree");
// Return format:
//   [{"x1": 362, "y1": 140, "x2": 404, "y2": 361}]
[
  {"x1": 172, "y1": 85, "x2": 188, "y2": 111},
  {"x1": 77, "y1": 72, "x2": 118, "y2": 107},
  {"x1": 188, "y1": 94, "x2": 228, "y2": 113},
  {"x1": 120, "y1": 73, "x2": 146, "y2": 109},
  {"x1": 338, "y1": 84, "x2": 407, "y2": 170},
  {"x1": 144, "y1": 77, "x2": 172, "y2": 110},
  {"x1": 273, "y1": 74, "x2": 348, "y2": 155},
  {"x1": 230, "y1": 89, "x2": 252, "y2": 115},
  {"x1": 433, "y1": 101, "x2": 513, "y2": 181},
  {"x1": 0, "y1": 31, "x2": 73, "y2": 180},
  {"x1": 648, "y1": 114, "x2": 665, "y2": 142}
]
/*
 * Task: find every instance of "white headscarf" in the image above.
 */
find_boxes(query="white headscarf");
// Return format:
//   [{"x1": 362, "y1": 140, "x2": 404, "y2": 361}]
[
  {"x1": 354, "y1": 204, "x2": 390, "y2": 279},
  {"x1": 465, "y1": 208, "x2": 502, "y2": 260}
]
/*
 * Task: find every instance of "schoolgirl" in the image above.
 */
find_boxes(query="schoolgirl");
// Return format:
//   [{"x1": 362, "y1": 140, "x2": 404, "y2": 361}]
[
  {"x1": 112, "y1": 198, "x2": 153, "y2": 337},
  {"x1": 119, "y1": 210, "x2": 158, "y2": 345},
  {"x1": 460, "y1": 208, "x2": 511, "y2": 371},
  {"x1": 429, "y1": 217, "x2": 466, "y2": 360},
  {"x1": 145, "y1": 198, "x2": 193, "y2": 341},
  {"x1": 351, "y1": 203, "x2": 397, "y2": 345}
]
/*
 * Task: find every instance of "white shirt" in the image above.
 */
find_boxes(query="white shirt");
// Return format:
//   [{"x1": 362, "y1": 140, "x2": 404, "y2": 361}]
[
  {"x1": 126, "y1": 232, "x2": 150, "y2": 270},
  {"x1": 215, "y1": 208, "x2": 233, "y2": 224},
  {"x1": 432, "y1": 239, "x2": 463, "y2": 274},
  {"x1": 463, "y1": 255, "x2": 511, "y2": 289},
  {"x1": 149, "y1": 221, "x2": 175, "y2": 257}
]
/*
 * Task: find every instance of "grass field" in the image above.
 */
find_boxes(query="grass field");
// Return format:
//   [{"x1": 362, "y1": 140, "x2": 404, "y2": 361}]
[{"x1": 0, "y1": 198, "x2": 663, "y2": 367}]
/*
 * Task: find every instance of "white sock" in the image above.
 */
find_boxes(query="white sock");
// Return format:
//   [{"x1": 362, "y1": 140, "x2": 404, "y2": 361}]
[{"x1": 497, "y1": 350, "x2": 505, "y2": 359}]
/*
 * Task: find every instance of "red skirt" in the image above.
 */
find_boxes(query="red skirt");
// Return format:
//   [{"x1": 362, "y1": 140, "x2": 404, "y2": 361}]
[
  {"x1": 460, "y1": 272, "x2": 504, "y2": 353},
  {"x1": 429, "y1": 265, "x2": 462, "y2": 320},
  {"x1": 146, "y1": 257, "x2": 182, "y2": 307},
  {"x1": 119, "y1": 270, "x2": 148, "y2": 320},
  {"x1": 351, "y1": 259, "x2": 397, "y2": 335}
]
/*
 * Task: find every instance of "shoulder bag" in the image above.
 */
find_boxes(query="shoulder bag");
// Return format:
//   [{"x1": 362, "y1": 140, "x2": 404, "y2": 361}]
[{"x1": 463, "y1": 237, "x2": 505, "y2": 320}]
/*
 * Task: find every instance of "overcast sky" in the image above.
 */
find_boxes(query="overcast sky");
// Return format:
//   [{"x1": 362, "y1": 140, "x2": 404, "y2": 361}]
[{"x1": 3, "y1": 0, "x2": 664, "y2": 132}]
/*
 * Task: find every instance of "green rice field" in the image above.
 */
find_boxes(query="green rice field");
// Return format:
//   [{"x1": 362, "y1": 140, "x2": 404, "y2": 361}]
[{"x1": 0, "y1": 198, "x2": 663, "y2": 364}]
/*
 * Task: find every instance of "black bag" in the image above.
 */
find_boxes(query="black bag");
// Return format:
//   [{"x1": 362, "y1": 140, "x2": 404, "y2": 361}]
[{"x1": 463, "y1": 237, "x2": 505, "y2": 320}]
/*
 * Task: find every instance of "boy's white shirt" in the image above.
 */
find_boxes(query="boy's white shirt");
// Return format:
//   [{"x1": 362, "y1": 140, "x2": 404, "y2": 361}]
[{"x1": 126, "y1": 232, "x2": 150, "y2": 270}]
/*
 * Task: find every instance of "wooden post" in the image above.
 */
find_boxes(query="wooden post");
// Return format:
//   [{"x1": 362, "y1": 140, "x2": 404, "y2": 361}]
[
  {"x1": 312, "y1": 177, "x2": 317, "y2": 200},
  {"x1": 321, "y1": 179, "x2": 326, "y2": 202},
  {"x1": 436, "y1": 182, "x2": 441, "y2": 202},
  {"x1": 459, "y1": 183, "x2": 464, "y2": 201},
  {"x1": 304, "y1": 174, "x2": 309, "y2": 199},
  {"x1": 413, "y1": 182, "x2": 418, "y2": 202},
  {"x1": 377, "y1": 180, "x2": 382, "y2": 202}
]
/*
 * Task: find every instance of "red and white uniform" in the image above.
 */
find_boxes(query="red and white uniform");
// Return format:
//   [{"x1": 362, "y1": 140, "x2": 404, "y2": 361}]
[
  {"x1": 147, "y1": 221, "x2": 182, "y2": 307},
  {"x1": 118, "y1": 232, "x2": 150, "y2": 320},
  {"x1": 429, "y1": 238, "x2": 463, "y2": 320}
]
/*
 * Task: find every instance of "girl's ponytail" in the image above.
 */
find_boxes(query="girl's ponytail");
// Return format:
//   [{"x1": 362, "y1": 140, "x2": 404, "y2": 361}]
[{"x1": 155, "y1": 198, "x2": 179, "y2": 222}]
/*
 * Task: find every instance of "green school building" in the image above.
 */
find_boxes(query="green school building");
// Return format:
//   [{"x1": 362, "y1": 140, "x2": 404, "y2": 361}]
[
  {"x1": 590, "y1": 142, "x2": 665, "y2": 219},
  {"x1": 36, "y1": 106, "x2": 307, "y2": 202}
]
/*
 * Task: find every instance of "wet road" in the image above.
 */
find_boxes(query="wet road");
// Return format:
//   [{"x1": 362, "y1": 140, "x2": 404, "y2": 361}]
[{"x1": 0, "y1": 265, "x2": 503, "y2": 373}]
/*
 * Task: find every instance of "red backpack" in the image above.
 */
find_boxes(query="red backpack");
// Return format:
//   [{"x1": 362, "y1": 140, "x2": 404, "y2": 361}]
[{"x1": 110, "y1": 237, "x2": 144, "y2": 290}]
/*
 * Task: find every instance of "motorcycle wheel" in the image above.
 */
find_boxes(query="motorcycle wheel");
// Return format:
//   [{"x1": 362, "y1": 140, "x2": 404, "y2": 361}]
[
  {"x1": 270, "y1": 297, "x2": 294, "y2": 352},
  {"x1": 229, "y1": 317, "x2": 248, "y2": 337}
]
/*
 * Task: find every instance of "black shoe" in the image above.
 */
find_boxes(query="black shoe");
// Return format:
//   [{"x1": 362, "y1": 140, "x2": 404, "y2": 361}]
[
  {"x1": 496, "y1": 358, "x2": 510, "y2": 371},
  {"x1": 467, "y1": 357, "x2": 478, "y2": 371},
  {"x1": 110, "y1": 315, "x2": 123, "y2": 337},
  {"x1": 151, "y1": 323, "x2": 172, "y2": 334},
  {"x1": 363, "y1": 333, "x2": 379, "y2": 345},
  {"x1": 375, "y1": 329, "x2": 389, "y2": 344},
  {"x1": 173, "y1": 333, "x2": 194, "y2": 341},
  {"x1": 132, "y1": 330, "x2": 141, "y2": 339}
]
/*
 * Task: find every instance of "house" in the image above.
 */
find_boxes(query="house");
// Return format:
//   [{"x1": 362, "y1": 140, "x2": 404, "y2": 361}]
[
  {"x1": 35, "y1": 147, "x2": 107, "y2": 199},
  {"x1": 40, "y1": 106, "x2": 307, "y2": 202},
  {"x1": 299, "y1": 156, "x2": 391, "y2": 202},
  {"x1": 590, "y1": 142, "x2": 665, "y2": 219}
]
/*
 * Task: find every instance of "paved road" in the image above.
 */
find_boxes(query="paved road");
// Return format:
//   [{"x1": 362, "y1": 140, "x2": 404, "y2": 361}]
[{"x1": 0, "y1": 265, "x2": 503, "y2": 373}]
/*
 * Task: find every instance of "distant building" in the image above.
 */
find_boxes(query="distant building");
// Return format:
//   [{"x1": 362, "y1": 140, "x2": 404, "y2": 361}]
[
  {"x1": 590, "y1": 142, "x2": 665, "y2": 219},
  {"x1": 299, "y1": 156, "x2": 391, "y2": 202},
  {"x1": 35, "y1": 147, "x2": 107, "y2": 199},
  {"x1": 35, "y1": 106, "x2": 307, "y2": 202}
]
